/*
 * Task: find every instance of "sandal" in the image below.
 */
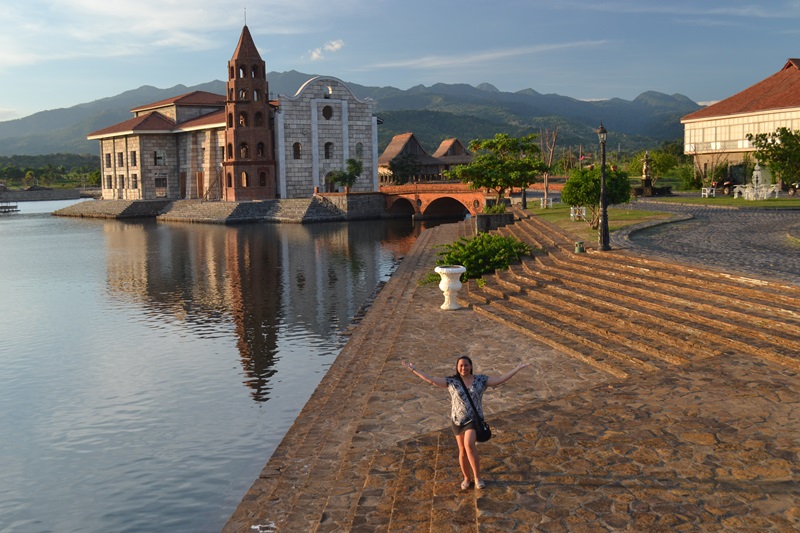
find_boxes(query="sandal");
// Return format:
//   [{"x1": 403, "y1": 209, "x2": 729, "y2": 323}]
[
  {"x1": 460, "y1": 479, "x2": 471, "y2": 490},
  {"x1": 475, "y1": 479, "x2": 486, "y2": 489}
]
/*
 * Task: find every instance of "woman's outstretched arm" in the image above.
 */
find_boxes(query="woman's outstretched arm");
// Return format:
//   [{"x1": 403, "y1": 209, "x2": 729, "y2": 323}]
[
  {"x1": 402, "y1": 360, "x2": 448, "y2": 388},
  {"x1": 486, "y1": 362, "x2": 531, "y2": 387}
]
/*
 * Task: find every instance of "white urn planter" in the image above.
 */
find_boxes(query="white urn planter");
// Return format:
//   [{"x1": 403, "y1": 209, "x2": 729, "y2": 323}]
[{"x1": 434, "y1": 265, "x2": 467, "y2": 310}]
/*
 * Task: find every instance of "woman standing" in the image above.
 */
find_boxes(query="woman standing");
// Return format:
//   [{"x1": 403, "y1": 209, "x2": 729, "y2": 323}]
[{"x1": 402, "y1": 356, "x2": 530, "y2": 490}]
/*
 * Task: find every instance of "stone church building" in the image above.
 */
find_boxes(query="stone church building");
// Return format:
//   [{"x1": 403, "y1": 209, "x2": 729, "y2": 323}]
[{"x1": 88, "y1": 26, "x2": 379, "y2": 201}]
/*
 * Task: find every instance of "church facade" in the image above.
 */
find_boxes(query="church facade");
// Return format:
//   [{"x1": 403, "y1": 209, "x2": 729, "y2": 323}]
[{"x1": 88, "y1": 26, "x2": 379, "y2": 201}]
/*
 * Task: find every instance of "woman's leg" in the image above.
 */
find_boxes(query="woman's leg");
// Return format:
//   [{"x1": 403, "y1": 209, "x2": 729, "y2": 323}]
[
  {"x1": 455, "y1": 433, "x2": 472, "y2": 485},
  {"x1": 457, "y1": 429, "x2": 481, "y2": 484}
]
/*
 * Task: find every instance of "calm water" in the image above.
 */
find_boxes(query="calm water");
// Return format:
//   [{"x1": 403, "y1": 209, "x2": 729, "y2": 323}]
[{"x1": 0, "y1": 200, "x2": 423, "y2": 532}]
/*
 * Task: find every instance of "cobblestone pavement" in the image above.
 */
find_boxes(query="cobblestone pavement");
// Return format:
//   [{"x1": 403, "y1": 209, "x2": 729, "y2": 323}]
[
  {"x1": 614, "y1": 200, "x2": 800, "y2": 286},
  {"x1": 225, "y1": 207, "x2": 800, "y2": 532}
]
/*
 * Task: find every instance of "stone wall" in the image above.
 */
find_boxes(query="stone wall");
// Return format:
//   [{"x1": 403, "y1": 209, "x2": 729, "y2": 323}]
[
  {"x1": 318, "y1": 192, "x2": 388, "y2": 220},
  {"x1": 276, "y1": 77, "x2": 377, "y2": 199},
  {"x1": 0, "y1": 189, "x2": 82, "y2": 201}
]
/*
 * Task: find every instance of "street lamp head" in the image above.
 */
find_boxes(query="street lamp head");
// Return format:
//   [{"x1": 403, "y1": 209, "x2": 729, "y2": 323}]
[{"x1": 597, "y1": 122, "x2": 607, "y2": 144}]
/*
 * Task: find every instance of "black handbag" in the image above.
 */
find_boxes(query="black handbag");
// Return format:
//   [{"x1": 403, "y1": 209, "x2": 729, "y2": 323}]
[{"x1": 456, "y1": 375, "x2": 492, "y2": 442}]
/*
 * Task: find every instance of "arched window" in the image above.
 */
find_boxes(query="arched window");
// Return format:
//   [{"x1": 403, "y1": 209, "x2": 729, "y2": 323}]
[
  {"x1": 324, "y1": 142, "x2": 333, "y2": 159},
  {"x1": 239, "y1": 89, "x2": 247, "y2": 101},
  {"x1": 251, "y1": 65, "x2": 258, "y2": 78},
  {"x1": 253, "y1": 90, "x2": 259, "y2": 102},
  {"x1": 240, "y1": 143, "x2": 249, "y2": 158},
  {"x1": 238, "y1": 66, "x2": 246, "y2": 78},
  {"x1": 257, "y1": 142, "x2": 265, "y2": 157},
  {"x1": 259, "y1": 172, "x2": 266, "y2": 187},
  {"x1": 241, "y1": 171, "x2": 249, "y2": 187},
  {"x1": 238, "y1": 112, "x2": 248, "y2": 127},
  {"x1": 227, "y1": 144, "x2": 233, "y2": 158},
  {"x1": 226, "y1": 173, "x2": 232, "y2": 187},
  {"x1": 229, "y1": 66, "x2": 235, "y2": 80},
  {"x1": 228, "y1": 88, "x2": 233, "y2": 100},
  {"x1": 322, "y1": 105, "x2": 333, "y2": 120},
  {"x1": 254, "y1": 112, "x2": 263, "y2": 126},
  {"x1": 293, "y1": 142, "x2": 302, "y2": 160},
  {"x1": 227, "y1": 113, "x2": 233, "y2": 128}
]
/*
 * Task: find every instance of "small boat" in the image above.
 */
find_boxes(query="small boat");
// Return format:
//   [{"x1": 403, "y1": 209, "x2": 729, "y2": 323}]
[{"x1": 0, "y1": 201, "x2": 20, "y2": 213}]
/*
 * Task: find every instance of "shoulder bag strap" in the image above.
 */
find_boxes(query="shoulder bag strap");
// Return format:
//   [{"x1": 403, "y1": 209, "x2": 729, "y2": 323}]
[{"x1": 456, "y1": 375, "x2": 483, "y2": 423}]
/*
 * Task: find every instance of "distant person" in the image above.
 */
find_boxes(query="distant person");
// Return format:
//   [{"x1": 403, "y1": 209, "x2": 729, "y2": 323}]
[{"x1": 402, "y1": 356, "x2": 530, "y2": 489}]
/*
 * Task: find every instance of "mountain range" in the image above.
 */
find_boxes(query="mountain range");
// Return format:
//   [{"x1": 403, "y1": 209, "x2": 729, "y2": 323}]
[{"x1": 0, "y1": 70, "x2": 702, "y2": 157}]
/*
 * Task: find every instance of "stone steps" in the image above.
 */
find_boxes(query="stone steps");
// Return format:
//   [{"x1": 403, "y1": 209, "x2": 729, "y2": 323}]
[
  {"x1": 158, "y1": 198, "x2": 347, "y2": 224},
  {"x1": 457, "y1": 214, "x2": 800, "y2": 378},
  {"x1": 227, "y1": 211, "x2": 800, "y2": 532}
]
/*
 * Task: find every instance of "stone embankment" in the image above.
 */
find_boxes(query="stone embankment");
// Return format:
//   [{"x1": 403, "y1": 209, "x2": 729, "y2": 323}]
[
  {"x1": 53, "y1": 196, "x2": 385, "y2": 224},
  {"x1": 224, "y1": 206, "x2": 799, "y2": 532},
  {"x1": 0, "y1": 188, "x2": 89, "y2": 202}
]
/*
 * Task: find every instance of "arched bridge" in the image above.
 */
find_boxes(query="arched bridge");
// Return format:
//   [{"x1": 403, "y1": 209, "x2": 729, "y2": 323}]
[{"x1": 381, "y1": 182, "x2": 486, "y2": 219}]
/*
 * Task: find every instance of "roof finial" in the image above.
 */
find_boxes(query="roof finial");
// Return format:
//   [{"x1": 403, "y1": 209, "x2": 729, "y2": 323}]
[{"x1": 244, "y1": 6, "x2": 247, "y2": 26}]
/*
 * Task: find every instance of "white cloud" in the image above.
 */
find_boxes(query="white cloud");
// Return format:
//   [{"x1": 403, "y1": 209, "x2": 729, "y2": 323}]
[
  {"x1": 0, "y1": 0, "x2": 349, "y2": 70},
  {"x1": 368, "y1": 41, "x2": 608, "y2": 71},
  {"x1": 309, "y1": 39, "x2": 345, "y2": 61}
]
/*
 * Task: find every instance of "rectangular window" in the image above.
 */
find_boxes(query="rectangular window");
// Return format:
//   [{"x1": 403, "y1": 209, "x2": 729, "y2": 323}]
[
  {"x1": 131, "y1": 174, "x2": 138, "y2": 189},
  {"x1": 105, "y1": 175, "x2": 112, "y2": 188},
  {"x1": 105, "y1": 154, "x2": 112, "y2": 168},
  {"x1": 118, "y1": 175, "x2": 125, "y2": 188},
  {"x1": 117, "y1": 152, "x2": 124, "y2": 166},
  {"x1": 154, "y1": 150, "x2": 166, "y2": 166},
  {"x1": 154, "y1": 176, "x2": 167, "y2": 197},
  {"x1": 130, "y1": 151, "x2": 137, "y2": 167}
]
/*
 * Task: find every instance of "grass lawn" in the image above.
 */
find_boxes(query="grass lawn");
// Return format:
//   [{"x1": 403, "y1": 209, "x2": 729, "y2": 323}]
[{"x1": 521, "y1": 203, "x2": 673, "y2": 244}]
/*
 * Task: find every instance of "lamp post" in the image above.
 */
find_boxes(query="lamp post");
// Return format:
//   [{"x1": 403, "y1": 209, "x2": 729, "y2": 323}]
[{"x1": 597, "y1": 122, "x2": 610, "y2": 251}]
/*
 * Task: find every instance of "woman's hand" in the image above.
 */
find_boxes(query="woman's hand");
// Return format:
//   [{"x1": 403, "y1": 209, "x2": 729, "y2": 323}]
[{"x1": 402, "y1": 360, "x2": 447, "y2": 388}]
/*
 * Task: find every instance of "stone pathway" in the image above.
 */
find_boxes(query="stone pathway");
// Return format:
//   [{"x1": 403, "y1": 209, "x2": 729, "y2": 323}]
[{"x1": 224, "y1": 205, "x2": 800, "y2": 532}]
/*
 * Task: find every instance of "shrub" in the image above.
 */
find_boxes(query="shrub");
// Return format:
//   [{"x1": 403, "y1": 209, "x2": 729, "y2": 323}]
[
  {"x1": 482, "y1": 203, "x2": 507, "y2": 214},
  {"x1": 436, "y1": 233, "x2": 532, "y2": 280}
]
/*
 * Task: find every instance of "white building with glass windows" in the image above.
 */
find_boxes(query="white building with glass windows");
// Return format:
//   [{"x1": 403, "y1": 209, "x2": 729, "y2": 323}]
[{"x1": 681, "y1": 58, "x2": 800, "y2": 183}]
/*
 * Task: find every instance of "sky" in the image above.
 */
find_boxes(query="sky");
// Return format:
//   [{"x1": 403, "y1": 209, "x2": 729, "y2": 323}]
[{"x1": 2, "y1": 0, "x2": 800, "y2": 121}]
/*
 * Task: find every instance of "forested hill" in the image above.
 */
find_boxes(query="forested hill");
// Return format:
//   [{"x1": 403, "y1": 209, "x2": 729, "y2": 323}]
[{"x1": 0, "y1": 71, "x2": 702, "y2": 156}]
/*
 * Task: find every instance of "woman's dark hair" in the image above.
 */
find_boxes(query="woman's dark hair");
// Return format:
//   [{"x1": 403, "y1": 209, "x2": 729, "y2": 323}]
[{"x1": 453, "y1": 355, "x2": 473, "y2": 376}]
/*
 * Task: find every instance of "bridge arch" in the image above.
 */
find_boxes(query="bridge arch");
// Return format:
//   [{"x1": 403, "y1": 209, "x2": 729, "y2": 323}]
[
  {"x1": 421, "y1": 197, "x2": 470, "y2": 219},
  {"x1": 386, "y1": 197, "x2": 415, "y2": 216}
]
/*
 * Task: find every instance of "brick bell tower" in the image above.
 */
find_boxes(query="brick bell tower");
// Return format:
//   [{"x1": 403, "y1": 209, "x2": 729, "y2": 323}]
[{"x1": 223, "y1": 25, "x2": 276, "y2": 201}]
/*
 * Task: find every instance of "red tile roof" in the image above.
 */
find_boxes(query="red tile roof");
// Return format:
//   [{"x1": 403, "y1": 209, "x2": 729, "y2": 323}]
[
  {"x1": 87, "y1": 112, "x2": 177, "y2": 138},
  {"x1": 682, "y1": 59, "x2": 800, "y2": 121},
  {"x1": 131, "y1": 91, "x2": 225, "y2": 113},
  {"x1": 178, "y1": 109, "x2": 225, "y2": 130}
]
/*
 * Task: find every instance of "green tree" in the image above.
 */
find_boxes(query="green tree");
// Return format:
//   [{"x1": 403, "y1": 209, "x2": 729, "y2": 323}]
[
  {"x1": 746, "y1": 127, "x2": 800, "y2": 183},
  {"x1": 627, "y1": 149, "x2": 676, "y2": 185},
  {"x1": 387, "y1": 153, "x2": 419, "y2": 185},
  {"x1": 447, "y1": 133, "x2": 547, "y2": 205},
  {"x1": 561, "y1": 166, "x2": 631, "y2": 229},
  {"x1": 328, "y1": 158, "x2": 364, "y2": 190}
]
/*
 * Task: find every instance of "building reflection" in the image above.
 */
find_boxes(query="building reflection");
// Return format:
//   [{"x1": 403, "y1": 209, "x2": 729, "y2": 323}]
[{"x1": 101, "y1": 218, "x2": 417, "y2": 402}]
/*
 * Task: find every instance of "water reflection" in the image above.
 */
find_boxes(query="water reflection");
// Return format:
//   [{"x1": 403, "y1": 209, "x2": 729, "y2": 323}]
[{"x1": 101, "y1": 219, "x2": 423, "y2": 402}]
